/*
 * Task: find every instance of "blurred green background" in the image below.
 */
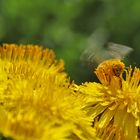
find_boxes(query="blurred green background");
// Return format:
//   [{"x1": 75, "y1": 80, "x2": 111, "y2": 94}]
[{"x1": 0, "y1": 0, "x2": 139, "y2": 84}]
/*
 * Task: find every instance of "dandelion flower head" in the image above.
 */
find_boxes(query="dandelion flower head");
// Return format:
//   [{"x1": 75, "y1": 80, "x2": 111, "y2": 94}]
[
  {"x1": 77, "y1": 59, "x2": 140, "y2": 140},
  {"x1": 0, "y1": 44, "x2": 98, "y2": 140}
]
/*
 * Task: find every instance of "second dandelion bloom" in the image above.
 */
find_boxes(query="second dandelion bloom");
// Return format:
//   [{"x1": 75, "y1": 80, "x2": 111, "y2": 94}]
[
  {"x1": 77, "y1": 59, "x2": 140, "y2": 140},
  {"x1": 0, "y1": 44, "x2": 98, "y2": 140}
]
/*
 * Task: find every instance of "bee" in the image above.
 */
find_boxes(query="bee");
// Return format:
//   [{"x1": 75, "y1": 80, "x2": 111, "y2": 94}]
[
  {"x1": 95, "y1": 59, "x2": 125, "y2": 86},
  {"x1": 80, "y1": 28, "x2": 133, "y2": 86}
]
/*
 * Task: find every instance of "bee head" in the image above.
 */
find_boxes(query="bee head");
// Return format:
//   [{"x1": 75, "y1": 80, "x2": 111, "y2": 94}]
[{"x1": 112, "y1": 63, "x2": 124, "y2": 77}]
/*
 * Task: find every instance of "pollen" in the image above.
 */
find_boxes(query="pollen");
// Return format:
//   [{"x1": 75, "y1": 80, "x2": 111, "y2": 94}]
[{"x1": 95, "y1": 59, "x2": 125, "y2": 88}]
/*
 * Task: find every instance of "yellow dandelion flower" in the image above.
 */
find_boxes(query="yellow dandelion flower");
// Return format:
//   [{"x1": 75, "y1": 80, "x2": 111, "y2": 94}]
[
  {"x1": 0, "y1": 44, "x2": 98, "y2": 140},
  {"x1": 77, "y1": 59, "x2": 140, "y2": 140}
]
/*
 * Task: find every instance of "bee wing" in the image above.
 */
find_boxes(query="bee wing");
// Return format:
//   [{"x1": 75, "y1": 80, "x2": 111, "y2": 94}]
[
  {"x1": 80, "y1": 46, "x2": 112, "y2": 68},
  {"x1": 88, "y1": 28, "x2": 108, "y2": 48},
  {"x1": 80, "y1": 28, "x2": 133, "y2": 68},
  {"x1": 107, "y1": 42, "x2": 133, "y2": 59},
  {"x1": 80, "y1": 28, "x2": 110, "y2": 67}
]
